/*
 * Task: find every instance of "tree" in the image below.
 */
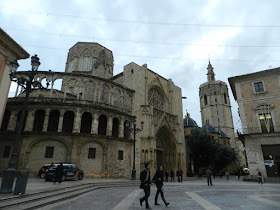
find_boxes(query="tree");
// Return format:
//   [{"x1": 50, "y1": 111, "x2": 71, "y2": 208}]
[{"x1": 188, "y1": 128, "x2": 236, "y2": 173}]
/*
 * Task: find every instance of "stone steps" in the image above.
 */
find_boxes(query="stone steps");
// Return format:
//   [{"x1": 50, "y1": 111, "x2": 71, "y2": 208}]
[{"x1": 0, "y1": 181, "x2": 139, "y2": 210}]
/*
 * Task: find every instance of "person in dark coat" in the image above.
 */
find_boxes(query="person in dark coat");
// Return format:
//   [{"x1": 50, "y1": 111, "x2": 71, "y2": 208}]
[
  {"x1": 205, "y1": 168, "x2": 213, "y2": 186},
  {"x1": 176, "y1": 169, "x2": 180, "y2": 182},
  {"x1": 54, "y1": 163, "x2": 64, "y2": 185},
  {"x1": 153, "y1": 166, "x2": 170, "y2": 206},
  {"x1": 140, "y1": 163, "x2": 152, "y2": 209},
  {"x1": 170, "y1": 169, "x2": 175, "y2": 182},
  {"x1": 164, "y1": 171, "x2": 169, "y2": 182}
]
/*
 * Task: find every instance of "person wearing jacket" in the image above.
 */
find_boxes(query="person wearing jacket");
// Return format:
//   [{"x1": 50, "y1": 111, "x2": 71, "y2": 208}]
[
  {"x1": 140, "y1": 163, "x2": 152, "y2": 209},
  {"x1": 153, "y1": 166, "x2": 170, "y2": 207}
]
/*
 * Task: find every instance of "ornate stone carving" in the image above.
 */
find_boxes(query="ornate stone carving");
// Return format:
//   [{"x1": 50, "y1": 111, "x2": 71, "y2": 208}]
[
  {"x1": 148, "y1": 88, "x2": 163, "y2": 109},
  {"x1": 94, "y1": 49, "x2": 107, "y2": 69}
]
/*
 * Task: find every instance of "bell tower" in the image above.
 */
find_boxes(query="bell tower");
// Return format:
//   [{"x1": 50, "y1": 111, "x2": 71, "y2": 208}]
[{"x1": 199, "y1": 62, "x2": 236, "y2": 147}]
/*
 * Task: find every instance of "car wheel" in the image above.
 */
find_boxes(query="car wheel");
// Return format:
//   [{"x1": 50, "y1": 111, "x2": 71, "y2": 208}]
[
  {"x1": 78, "y1": 174, "x2": 83, "y2": 180},
  {"x1": 61, "y1": 175, "x2": 66, "y2": 182}
]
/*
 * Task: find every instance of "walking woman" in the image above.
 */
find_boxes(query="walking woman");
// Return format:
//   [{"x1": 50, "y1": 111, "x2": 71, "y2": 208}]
[{"x1": 153, "y1": 166, "x2": 170, "y2": 207}]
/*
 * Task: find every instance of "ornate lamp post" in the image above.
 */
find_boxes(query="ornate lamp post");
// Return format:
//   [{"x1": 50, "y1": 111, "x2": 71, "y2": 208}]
[
  {"x1": 126, "y1": 116, "x2": 144, "y2": 180},
  {"x1": 0, "y1": 55, "x2": 53, "y2": 193}
]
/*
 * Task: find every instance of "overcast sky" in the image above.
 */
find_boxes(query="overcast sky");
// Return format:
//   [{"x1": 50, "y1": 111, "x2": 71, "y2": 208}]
[{"x1": 1, "y1": 0, "x2": 280, "y2": 130}]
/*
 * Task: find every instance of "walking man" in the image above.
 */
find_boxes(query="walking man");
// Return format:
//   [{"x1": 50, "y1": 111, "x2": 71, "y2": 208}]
[
  {"x1": 176, "y1": 169, "x2": 180, "y2": 182},
  {"x1": 164, "y1": 171, "x2": 169, "y2": 182},
  {"x1": 170, "y1": 169, "x2": 175, "y2": 182},
  {"x1": 257, "y1": 169, "x2": 263, "y2": 184},
  {"x1": 54, "y1": 163, "x2": 64, "y2": 185},
  {"x1": 153, "y1": 166, "x2": 170, "y2": 207},
  {"x1": 225, "y1": 169, "x2": 230, "y2": 180},
  {"x1": 205, "y1": 168, "x2": 213, "y2": 186},
  {"x1": 179, "y1": 169, "x2": 183, "y2": 183},
  {"x1": 140, "y1": 163, "x2": 152, "y2": 209}
]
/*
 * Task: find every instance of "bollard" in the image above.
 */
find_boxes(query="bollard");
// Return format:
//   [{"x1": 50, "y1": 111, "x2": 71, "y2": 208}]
[{"x1": 14, "y1": 170, "x2": 29, "y2": 195}]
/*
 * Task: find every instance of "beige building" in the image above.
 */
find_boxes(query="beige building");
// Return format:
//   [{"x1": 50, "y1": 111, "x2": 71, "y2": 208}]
[
  {"x1": 229, "y1": 67, "x2": 280, "y2": 177},
  {"x1": 0, "y1": 42, "x2": 185, "y2": 178},
  {"x1": 0, "y1": 28, "x2": 29, "y2": 126}
]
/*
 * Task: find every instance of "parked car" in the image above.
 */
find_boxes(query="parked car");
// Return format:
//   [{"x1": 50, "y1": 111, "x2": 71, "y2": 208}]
[
  {"x1": 44, "y1": 164, "x2": 84, "y2": 182},
  {"x1": 38, "y1": 164, "x2": 52, "y2": 179}
]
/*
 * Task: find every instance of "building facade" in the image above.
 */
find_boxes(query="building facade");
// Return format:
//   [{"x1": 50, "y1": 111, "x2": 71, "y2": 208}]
[
  {"x1": 0, "y1": 42, "x2": 185, "y2": 178},
  {"x1": 0, "y1": 28, "x2": 29, "y2": 125},
  {"x1": 229, "y1": 67, "x2": 280, "y2": 177}
]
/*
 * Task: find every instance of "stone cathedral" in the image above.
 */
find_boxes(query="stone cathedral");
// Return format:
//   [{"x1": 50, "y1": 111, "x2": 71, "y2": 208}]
[{"x1": 0, "y1": 42, "x2": 185, "y2": 178}]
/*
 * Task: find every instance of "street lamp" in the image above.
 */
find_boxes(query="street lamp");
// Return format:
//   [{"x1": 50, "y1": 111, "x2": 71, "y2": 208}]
[
  {"x1": 0, "y1": 55, "x2": 53, "y2": 194},
  {"x1": 126, "y1": 116, "x2": 144, "y2": 180}
]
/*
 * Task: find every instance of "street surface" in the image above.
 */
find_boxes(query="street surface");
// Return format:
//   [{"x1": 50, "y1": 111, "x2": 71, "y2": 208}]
[{"x1": 40, "y1": 177, "x2": 280, "y2": 210}]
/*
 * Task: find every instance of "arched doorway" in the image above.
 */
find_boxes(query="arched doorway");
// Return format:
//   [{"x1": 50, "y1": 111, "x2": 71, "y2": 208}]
[{"x1": 155, "y1": 126, "x2": 177, "y2": 171}]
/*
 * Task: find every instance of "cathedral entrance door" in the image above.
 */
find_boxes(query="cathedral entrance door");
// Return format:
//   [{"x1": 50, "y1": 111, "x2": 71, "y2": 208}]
[
  {"x1": 156, "y1": 150, "x2": 163, "y2": 168},
  {"x1": 156, "y1": 126, "x2": 177, "y2": 171}
]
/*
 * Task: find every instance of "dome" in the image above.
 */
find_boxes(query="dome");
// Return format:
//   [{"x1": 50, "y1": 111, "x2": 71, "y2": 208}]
[
  {"x1": 183, "y1": 113, "x2": 198, "y2": 127},
  {"x1": 201, "y1": 124, "x2": 219, "y2": 133},
  {"x1": 219, "y1": 130, "x2": 229, "y2": 138}
]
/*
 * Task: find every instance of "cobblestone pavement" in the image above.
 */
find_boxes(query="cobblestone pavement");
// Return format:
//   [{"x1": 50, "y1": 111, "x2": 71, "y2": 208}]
[{"x1": 41, "y1": 177, "x2": 280, "y2": 210}]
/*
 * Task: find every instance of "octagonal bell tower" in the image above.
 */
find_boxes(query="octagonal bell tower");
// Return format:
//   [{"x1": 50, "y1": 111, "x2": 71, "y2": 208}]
[
  {"x1": 199, "y1": 62, "x2": 235, "y2": 147},
  {"x1": 65, "y1": 42, "x2": 114, "y2": 79}
]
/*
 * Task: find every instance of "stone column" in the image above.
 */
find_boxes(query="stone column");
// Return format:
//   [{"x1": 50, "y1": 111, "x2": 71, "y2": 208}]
[
  {"x1": 91, "y1": 113, "x2": 99, "y2": 134},
  {"x1": 24, "y1": 110, "x2": 35, "y2": 131},
  {"x1": 119, "y1": 117, "x2": 124, "y2": 138},
  {"x1": 57, "y1": 109, "x2": 64, "y2": 132},
  {"x1": 97, "y1": 83, "x2": 102, "y2": 102},
  {"x1": 109, "y1": 90, "x2": 113, "y2": 105},
  {"x1": 50, "y1": 82, "x2": 54, "y2": 98},
  {"x1": 42, "y1": 109, "x2": 50, "y2": 132},
  {"x1": 107, "y1": 114, "x2": 112, "y2": 136},
  {"x1": 81, "y1": 84, "x2": 86, "y2": 100},
  {"x1": 15, "y1": 84, "x2": 19, "y2": 97},
  {"x1": 7, "y1": 111, "x2": 17, "y2": 131},
  {"x1": 73, "y1": 110, "x2": 81, "y2": 133}
]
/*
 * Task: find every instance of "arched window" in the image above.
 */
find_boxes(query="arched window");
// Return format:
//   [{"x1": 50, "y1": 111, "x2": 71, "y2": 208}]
[
  {"x1": 80, "y1": 112, "x2": 92, "y2": 133},
  {"x1": 62, "y1": 111, "x2": 74, "y2": 133},
  {"x1": 112, "y1": 117, "x2": 119, "y2": 137},
  {"x1": 16, "y1": 110, "x2": 27, "y2": 132},
  {"x1": 33, "y1": 110, "x2": 45, "y2": 132},
  {"x1": 224, "y1": 93, "x2": 227, "y2": 104},
  {"x1": 0, "y1": 110, "x2": 11, "y2": 131},
  {"x1": 204, "y1": 95, "x2": 208, "y2": 106},
  {"x1": 98, "y1": 114, "x2": 107, "y2": 135},
  {"x1": 47, "y1": 110, "x2": 60, "y2": 132},
  {"x1": 124, "y1": 120, "x2": 130, "y2": 139}
]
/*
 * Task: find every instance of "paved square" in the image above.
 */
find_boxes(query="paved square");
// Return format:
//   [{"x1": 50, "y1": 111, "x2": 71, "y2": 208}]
[{"x1": 42, "y1": 177, "x2": 280, "y2": 210}]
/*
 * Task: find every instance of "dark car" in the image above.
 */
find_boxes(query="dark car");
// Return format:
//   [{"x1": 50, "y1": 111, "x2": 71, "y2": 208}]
[
  {"x1": 45, "y1": 164, "x2": 84, "y2": 182},
  {"x1": 38, "y1": 164, "x2": 52, "y2": 179}
]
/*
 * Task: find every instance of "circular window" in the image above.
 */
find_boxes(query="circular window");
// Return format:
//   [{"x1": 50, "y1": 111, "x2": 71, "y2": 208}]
[{"x1": 148, "y1": 88, "x2": 164, "y2": 109}]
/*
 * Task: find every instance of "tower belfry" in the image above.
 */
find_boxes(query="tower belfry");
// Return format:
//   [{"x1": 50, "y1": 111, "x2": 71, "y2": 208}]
[{"x1": 207, "y1": 61, "x2": 215, "y2": 82}]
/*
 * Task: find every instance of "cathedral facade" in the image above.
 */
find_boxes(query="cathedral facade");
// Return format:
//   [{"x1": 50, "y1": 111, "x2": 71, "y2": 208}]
[{"x1": 0, "y1": 42, "x2": 185, "y2": 178}]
